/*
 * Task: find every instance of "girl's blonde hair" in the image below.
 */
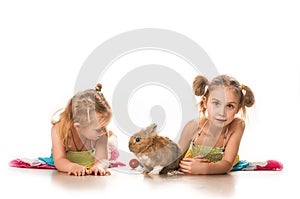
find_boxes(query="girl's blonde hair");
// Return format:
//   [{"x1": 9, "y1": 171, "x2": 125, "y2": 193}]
[
  {"x1": 52, "y1": 84, "x2": 112, "y2": 148},
  {"x1": 193, "y1": 74, "x2": 255, "y2": 119}
]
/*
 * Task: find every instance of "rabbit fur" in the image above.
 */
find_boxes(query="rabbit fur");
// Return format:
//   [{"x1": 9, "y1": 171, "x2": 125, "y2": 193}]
[{"x1": 128, "y1": 123, "x2": 184, "y2": 175}]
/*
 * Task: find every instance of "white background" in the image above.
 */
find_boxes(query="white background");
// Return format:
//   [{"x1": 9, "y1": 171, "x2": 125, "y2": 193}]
[{"x1": 1, "y1": 0, "x2": 299, "y2": 189}]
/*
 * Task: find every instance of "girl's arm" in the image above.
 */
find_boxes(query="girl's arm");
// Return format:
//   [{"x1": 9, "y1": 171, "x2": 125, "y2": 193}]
[
  {"x1": 177, "y1": 119, "x2": 199, "y2": 154},
  {"x1": 87, "y1": 132, "x2": 110, "y2": 176},
  {"x1": 180, "y1": 118, "x2": 245, "y2": 174},
  {"x1": 51, "y1": 124, "x2": 87, "y2": 175}
]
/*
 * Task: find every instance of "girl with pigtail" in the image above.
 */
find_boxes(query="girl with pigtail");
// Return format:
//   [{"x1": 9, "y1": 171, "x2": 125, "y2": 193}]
[
  {"x1": 51, "y1": 84, "x2": 117, "y2": 176},
  {"x1": 177, "y1": 74, "x2": 255, "y2": 174}
]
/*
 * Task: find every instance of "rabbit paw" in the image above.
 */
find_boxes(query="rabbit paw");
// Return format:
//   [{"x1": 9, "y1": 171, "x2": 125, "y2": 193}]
[
  {"x1": 141, "y1": 168, "x2": 150, "y2": 174},
  {"x1": 148, "y1": 166, "x2": 164, "y2": 175},
  {"x1": 167, "y1": 170, "x2": 184, "y2": 175}
]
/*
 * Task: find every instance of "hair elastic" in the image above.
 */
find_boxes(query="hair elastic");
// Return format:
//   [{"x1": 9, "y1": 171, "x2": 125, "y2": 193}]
[
  {"x1": 204, "y1": 85, "x2": 209, "y2": 95},
  {"x1": 95, "y1": 83, "x2": 102, "y2": 94},
  {"x1": 241, "y1": 84, "x2": 246, "y2": 90}
]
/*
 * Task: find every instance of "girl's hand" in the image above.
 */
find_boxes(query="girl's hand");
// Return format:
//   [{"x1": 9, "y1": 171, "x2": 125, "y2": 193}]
[
  {"x1": 179, "y1": 157, "x2": 210, "y2": 174},
  {"x1": 67, "y1": 164, "x2": 87, "y2": 176},
  {"x1": 87, "y1": 165, "x2": 110, "y2": 176},
  {"x1": 87, "y1": 160, "x2": 111, "y2": 176}
]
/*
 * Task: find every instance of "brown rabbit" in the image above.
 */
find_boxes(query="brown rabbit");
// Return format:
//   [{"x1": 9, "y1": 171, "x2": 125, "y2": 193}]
[{"x1": 128, "y1": 123, "x2": 184, "y2": 175}]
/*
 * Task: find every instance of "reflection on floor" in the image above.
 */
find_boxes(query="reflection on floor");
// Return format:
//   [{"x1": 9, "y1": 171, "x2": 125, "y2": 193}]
[{"x1": 4, "y1": 164, "x2": 296, "y2": 199}]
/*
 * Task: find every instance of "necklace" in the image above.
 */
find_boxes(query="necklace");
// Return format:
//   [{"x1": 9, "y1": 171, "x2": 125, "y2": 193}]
[{"x1": 71, "y1": 129, "x2": 87, "y2": 151}]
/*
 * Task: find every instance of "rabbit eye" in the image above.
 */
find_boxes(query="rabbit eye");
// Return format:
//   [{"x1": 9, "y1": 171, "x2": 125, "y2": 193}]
[{"x1": 135, "y1": 136, "x2": 141, "y2": 142}]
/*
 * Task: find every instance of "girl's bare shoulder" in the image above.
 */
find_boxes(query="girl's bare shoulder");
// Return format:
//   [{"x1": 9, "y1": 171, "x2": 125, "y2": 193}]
[
  {"x1": 230, "y1": 118, "x2": 245, "y2": 134},
  {"x1": 182, "y1": 119, "x2": 199, "y2": 134},
  {"x1": 51, "y1": 122, "x2": 61, "y2": 135},
  {"x1": 233, "y1": 117, "x2": 245, "y2": 126}
]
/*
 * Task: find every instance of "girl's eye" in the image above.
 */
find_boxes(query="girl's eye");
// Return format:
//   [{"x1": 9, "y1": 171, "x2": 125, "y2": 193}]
[
  {"x1": 212, "y1": 101, "x2": 219, "y2": 106},
  {"x1": 227, "y1": 104, "x2": 234, "y2": 109}
]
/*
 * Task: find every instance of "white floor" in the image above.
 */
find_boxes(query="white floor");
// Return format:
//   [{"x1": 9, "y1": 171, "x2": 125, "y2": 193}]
[{"x1": 3, "y1": 162, "x2": 297, "y2": 199}]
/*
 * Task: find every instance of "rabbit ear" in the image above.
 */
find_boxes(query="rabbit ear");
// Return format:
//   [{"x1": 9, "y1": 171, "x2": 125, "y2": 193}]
[{"x1": 144, "y1": 123, "x2": 157, "y2": 136}]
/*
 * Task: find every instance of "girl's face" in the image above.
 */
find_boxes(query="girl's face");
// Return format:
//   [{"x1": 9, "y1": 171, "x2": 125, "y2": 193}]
[
  {"x1": 205, "y1": 86, "x2": 240, "y2": 128},
  {"x1": 77, "y1": 114, "x2": 110, "y2": 140}
]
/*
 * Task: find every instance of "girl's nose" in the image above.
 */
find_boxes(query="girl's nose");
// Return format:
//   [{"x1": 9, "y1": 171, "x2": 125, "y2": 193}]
[{"x1": 219, "y1": 106, "x2": 226, "y2": 116}]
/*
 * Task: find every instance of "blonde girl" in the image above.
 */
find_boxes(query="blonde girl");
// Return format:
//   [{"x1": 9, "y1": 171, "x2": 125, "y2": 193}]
[
  {"x1": 51, "y1": 84, "x2": 113, "y2": 176},
  {"x1": 178, "y1": 75, "x2": 255, "y2": 174}
]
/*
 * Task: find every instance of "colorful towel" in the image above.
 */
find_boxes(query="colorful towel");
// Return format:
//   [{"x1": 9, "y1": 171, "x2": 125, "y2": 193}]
[
  {"x1": 232, "y1": 160, "x2": 283, "y2": 171},
  {"x1": 9, "y1": 148, "x2": 126, "y2": 170},
  {"x1": 9, "y1": 158, "x2": 56, "y2": 169},
  {"x1": 9, "y1": 157, "x2": 126, "y2": 170}
]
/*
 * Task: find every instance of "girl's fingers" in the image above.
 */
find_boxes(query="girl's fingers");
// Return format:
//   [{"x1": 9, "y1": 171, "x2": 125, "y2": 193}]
[
  {"x1": 181, "y1": 158, "x2": 192, "y2": 162},
  {"x1": 90, "y1": 168, "x2": 103, "y2": 176},
  {"x1": 86, "y1": 169, "x2": 92, "y2": 175},
  {"x1": 179, "y1": 165, "x2": 190, "y2": 174},
  {"x1": 80, "y1": 170, "x2": 86, "y2": 176},
  {"x1": 68, "y1": 167, "x2": 110, "y2": 176},
  {"x1": 194, "y1": 156, "x2": 205, "y2": 159},
  {"x1": 68, "y1": 168, "x2": 86, "y2": 176},
  {"x1": 97, "y1": 169, "x2": 106, "y2": 176},
  {"x1": 179, "y1": 162, "x2": 189, "y2": 170}
]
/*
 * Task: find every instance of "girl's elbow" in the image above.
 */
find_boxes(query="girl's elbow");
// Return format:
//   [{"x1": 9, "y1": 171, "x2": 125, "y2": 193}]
[{"x1": 222, "y1": 160, "x2": 234, "y2": 174}]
